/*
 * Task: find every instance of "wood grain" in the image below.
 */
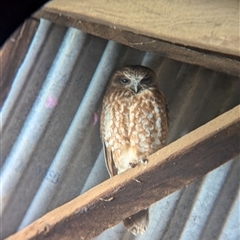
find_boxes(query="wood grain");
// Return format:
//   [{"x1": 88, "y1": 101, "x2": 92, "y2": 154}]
[
  {"x1": 35, "y1": 9, "x2": 240, "y2": 76},
  {"x1": 5, "y1": 105, "x2": 240, "y2": 240},
  {"x1": 39, "y1": 0, "x2": 239, "y2": 56}
]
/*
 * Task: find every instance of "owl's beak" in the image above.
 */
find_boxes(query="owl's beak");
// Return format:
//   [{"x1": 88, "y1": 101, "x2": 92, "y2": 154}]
[{"x1": 132, "y1": 83, "x2": 141, "y2": 94}]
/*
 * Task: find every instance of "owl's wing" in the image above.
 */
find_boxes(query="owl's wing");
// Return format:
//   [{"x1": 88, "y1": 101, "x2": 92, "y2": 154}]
[
  {"x1": 164, "y1": 95, "x2": 169, "y2": 127},
  {"x1": 100, "y1": 101, "x2": 117, "y2": 177},
  {"x1": 102, "y1": 142, "x2": 117, "y2": 177}
]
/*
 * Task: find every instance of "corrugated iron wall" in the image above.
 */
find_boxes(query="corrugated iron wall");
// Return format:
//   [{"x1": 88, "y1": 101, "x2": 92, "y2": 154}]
[{"x1": 1, "y1": 19, "x2": 239, "y2": 240}]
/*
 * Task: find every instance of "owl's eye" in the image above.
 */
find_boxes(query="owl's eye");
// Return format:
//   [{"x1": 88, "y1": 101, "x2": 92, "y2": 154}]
[
  {"x1": 121, "y1": 78, "x2": 130, "y2": 84},
  {"x1": 140, "y1": 77, "x2": 151, "y2": 84}
]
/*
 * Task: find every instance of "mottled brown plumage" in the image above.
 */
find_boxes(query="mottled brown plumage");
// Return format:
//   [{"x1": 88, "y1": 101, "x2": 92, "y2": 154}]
[{"x1": 100, "y1": 65, "x2": 168, "y2": 235}]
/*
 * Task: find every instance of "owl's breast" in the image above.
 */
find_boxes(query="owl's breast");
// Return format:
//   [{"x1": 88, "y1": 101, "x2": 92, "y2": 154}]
[
  {"x1": 101, "y1": 88, "x2": 133, "y2": 149},
  {"x1": 101, "y1": 88, "x2": 168, "y2": 173},
  {"x1": 128, "y1": 89, "x2": 168, "y2": 155}
]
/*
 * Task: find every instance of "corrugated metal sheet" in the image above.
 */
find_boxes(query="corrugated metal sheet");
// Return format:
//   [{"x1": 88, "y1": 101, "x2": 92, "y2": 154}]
[{"x1": 1, "y1": 19, "x2": 239, "y2": 240}]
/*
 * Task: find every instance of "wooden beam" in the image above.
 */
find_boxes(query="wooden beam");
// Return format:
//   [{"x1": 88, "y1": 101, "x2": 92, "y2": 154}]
[
  {"x1": 36, "y1": 0, "x2": 239, "y2": 57},
  {"x1": 6, "y1": 105, "x2": 240, "y2": 240},
  {"x1": 34, "y1": 9, "x2": 240, "y2": 77}
]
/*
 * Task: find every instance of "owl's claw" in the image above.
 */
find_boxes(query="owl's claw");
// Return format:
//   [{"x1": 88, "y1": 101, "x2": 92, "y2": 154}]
[
  {"x1": 129, "y1": 159, "x2": 148, "y2": 168},
  {"x1": 129, "y1": 162, "x2": 137, "y2": 168},
  {"x1": 141, "y1": 159, "x2": 148, "y2": 166}
]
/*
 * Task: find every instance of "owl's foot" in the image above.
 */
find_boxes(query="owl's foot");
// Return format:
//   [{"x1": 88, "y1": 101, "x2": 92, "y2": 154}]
[
  {"x1": 129, "y1": 162, "x2": 137, "y2": 168},
  {"x1": 129, "y1": 159, "x2": 148, "y2": 168},
  {"x1": 123, "y1": 209, "x2": 149, "y2": 235},
  {"x1": 140, "y1": 158, "x2": 148, "y2": 166}
]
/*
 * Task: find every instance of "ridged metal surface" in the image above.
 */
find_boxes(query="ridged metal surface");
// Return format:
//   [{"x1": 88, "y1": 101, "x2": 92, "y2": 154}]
[{"x1": 0, "y1": 19, "x2": 239, "y2": 240}]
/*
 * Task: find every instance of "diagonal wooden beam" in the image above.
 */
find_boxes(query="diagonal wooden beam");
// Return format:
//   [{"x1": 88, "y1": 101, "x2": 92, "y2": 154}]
[
  {"x1": 34, "y1": 10, "x2": 240, "y2": 77},
  {"x1": 6, "y1": 105, "x2": 240, "y2": 240},
  {"x1": 35, "y1": 0, "x2": 239, "y2": 57},
  {"x1": 34, "y1": 0, "x2": 240, "y2": 77}
]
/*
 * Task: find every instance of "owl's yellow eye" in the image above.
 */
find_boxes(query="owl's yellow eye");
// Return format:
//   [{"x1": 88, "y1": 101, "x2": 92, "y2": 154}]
[{"x1": 121, "y1": 78, "x2": 130, "y2": 84}]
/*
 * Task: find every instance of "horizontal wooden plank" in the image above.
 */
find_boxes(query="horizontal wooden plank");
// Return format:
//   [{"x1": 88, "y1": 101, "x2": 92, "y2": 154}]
[
  {"x1": 6, "y1": 105, "x2": 240, "y2": 240},
  {"x1": 35, "y1": 10, "x2": 240, "y2": 77},
  {"x1": 38, "y1": 0, "x2": 239, "y2": 56}
]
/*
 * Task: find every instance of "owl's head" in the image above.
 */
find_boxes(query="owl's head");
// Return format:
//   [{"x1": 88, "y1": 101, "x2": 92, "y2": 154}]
[{"x1": 110, "y1": 65, "x2": 158, "y2": 94}]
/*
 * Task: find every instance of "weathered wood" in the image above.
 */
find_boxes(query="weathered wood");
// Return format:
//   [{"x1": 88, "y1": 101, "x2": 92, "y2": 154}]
[
  {"x1": 34, "y1": 9, "x2": 240, "y2": 77},
  {"x1": 36, "y1": 0, "x2": 239, "y2": 57},
  {"x1": 0, "y1": 18, "x2": 39, "y2": 107},
  {"x1": 5, "y1": 105, "x2": 240, "y2": 240}
]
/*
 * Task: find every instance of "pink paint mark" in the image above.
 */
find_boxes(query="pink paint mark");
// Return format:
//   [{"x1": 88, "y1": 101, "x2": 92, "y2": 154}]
[
  {"x1": 93, "y1": 112, "x2": 98, "y2": 126},
  {"x1": 45, "y1": 96, "x2": 58, "y2": 109}
]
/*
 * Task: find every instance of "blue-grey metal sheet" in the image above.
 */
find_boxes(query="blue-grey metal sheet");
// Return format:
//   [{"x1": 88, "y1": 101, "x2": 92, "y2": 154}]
[{"x1": 0, "y1": 19, "x2": 239, "y2": 240}]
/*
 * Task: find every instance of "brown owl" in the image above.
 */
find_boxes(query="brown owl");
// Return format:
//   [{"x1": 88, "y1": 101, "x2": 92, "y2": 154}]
[{"x1": 100, "y1": 65, "x2": 168, "y2": 235}]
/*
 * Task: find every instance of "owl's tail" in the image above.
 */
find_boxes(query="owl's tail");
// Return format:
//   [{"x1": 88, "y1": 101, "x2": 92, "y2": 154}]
[{"x1": 123, "y1": 209, "x2": 149, "y2": 235}]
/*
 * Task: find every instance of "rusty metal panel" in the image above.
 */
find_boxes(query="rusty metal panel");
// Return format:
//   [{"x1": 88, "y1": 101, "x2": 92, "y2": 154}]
[{"x1": 1, "y1": 19, "x2": 239, "y2": 240}]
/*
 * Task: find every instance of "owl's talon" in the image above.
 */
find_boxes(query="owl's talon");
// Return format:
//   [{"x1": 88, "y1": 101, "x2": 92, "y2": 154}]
[
  {"x1": 129, "y1": 162, "x2": 137, "y2": 168},
  {"x1": 142, "y1": 159, "x2": 148, "y2": 165}
]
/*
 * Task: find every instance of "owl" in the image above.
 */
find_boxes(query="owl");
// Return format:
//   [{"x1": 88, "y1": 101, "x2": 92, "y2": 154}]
[{"x1": 100, "y1": 65, "x2": 168, "y2": 235}]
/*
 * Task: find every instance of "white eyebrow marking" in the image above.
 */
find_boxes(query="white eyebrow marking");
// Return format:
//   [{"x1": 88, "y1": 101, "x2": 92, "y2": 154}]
[{"x1": 123, "y1": 71, "x2": 146, "y2": 82}]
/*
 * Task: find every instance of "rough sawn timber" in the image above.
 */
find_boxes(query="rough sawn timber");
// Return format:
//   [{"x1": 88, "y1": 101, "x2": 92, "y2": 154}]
[
  {"x1": 34, "y1": 1, "x2": 240, "y2": 76},
  {"x1": 5, "y1": 105, "x2": 240, "y2": 240},
  {"x1": 37, "y1": 0, "x2": 239, "y2": 56}
]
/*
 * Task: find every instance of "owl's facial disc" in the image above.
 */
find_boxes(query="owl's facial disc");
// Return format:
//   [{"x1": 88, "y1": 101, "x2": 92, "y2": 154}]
[
  {"x1": 119, "y1": 77, "x2": 141, "y2": 93},
  {"x1": 122, "y1": 77, "x2": 155, "y2": 94},
  {"x1": 122, "y1": 72, "x2": 152, "y2": 94},
  {"x1": 110, "y1": 65, "x2": 157, "y2": 93}
]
